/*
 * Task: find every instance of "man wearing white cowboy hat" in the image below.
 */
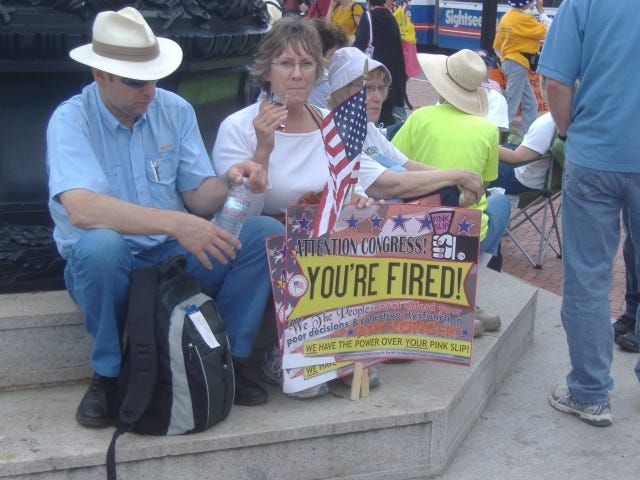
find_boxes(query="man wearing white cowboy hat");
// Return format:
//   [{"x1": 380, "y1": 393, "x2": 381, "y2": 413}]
[
  {"x1": 46, "y1": 7, "x2": 284, "y2": 428},
  {"x1": 391, "y1": 49, "x2": 512, "y2": 329}
]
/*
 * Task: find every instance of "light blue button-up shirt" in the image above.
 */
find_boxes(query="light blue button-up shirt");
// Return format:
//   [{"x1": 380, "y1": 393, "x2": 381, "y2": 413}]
[
  {"x1": 538, "y1": 0, "x2": 640, "y2": 172},
  {"x1": 46, "y1": 82, "x2": 214, "y2": 259}
]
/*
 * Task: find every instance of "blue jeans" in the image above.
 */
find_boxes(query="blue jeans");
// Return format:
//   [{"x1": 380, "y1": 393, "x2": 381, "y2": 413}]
[
  {"x1": 64, "y1": 216, "x2": 284, "y2": 377},
  {"x1": 480, "y1": 192, "x2": 511, "y2": 256},
  {"x1": 488, "y1": 163, "x2": 538, "y2": 195},
  {"x1": 560, "y1": 161, "x2": 640, "y2": 404},
  {"x1": 502, "y1": 59, "x2": 538, "y2": 133},
  {"x1": 622, "y1": 205, "x2": 639, "y2": 319}
]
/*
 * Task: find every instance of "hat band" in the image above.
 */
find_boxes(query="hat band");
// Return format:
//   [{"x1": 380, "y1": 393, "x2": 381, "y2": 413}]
[
  {"x1": 92, "y1": 39, "x2": 160, "y2": 62},
  {"x1": 445, "y1": 56, "x2": 477, "y2": 93}
]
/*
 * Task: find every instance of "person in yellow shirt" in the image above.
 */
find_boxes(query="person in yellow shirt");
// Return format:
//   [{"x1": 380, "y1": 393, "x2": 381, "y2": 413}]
[
  {"x1": 326, "y1": 0, "x2": 364, "y2": 43},
  {"x1": 493, "y1": 0, "x2": 551, "y2": 133}
]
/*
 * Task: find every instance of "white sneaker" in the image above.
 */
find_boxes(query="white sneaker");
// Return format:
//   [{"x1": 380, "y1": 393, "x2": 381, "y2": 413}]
[
  {"x1": 260, "y1": 343, "x2": 329, "y2": 399},
  {"x1": 286, "y1": 382, "x2": 330, "y2": 400},
  {"x1": 549, "y1": 384, "x2": 612, "y2": 427},
  {"x1": 473, "y1": 319, "x2": 485, "y2": 337},
  {"x1": 475, "y1": 306, "x2": 501, "y2": 331}
]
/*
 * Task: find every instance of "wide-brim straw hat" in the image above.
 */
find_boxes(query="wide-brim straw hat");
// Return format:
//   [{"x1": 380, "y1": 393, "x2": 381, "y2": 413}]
[
  {"x1": 69, "y1": 7, "x2": 183, "y2": 81},
  {"x1": 418, "y1": 49, "x2": 488, "y2": 116},
  {"x1": 328, "y1": 47, "x2": 392, "y2": 94}
]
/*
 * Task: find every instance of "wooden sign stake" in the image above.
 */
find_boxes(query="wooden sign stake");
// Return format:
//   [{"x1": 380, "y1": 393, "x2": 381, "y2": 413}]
[{"x1": 349, "y1": 362, "x2": 370, "y2": 401}]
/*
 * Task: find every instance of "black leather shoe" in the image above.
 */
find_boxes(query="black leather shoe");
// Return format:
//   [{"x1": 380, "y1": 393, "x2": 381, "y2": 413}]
[
  {"x1": 233, "y1": 360, "x2": 267, "y2": 406},
  {"x1": 616, "y1": 331, "x2": 640, "y2": 353},
  {"x1": 76, "y1": 374, "x2": 116, "y2": 428},
  {"x1": 613, "y1": 314, "x2": 635, "y2": 339}
]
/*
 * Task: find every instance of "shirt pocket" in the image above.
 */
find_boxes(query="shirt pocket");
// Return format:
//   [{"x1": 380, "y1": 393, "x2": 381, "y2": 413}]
[{"x1": 145, "y1": 153, "x2": 178, "y2": 187}]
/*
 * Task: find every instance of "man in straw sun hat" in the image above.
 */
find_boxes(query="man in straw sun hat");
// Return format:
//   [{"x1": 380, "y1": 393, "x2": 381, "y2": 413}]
[
  {"x1": 391, "y1": 48, "x2": 512, "y2": 331},
  {"x1": 47, "y1": 7, "x2": 284, "y2": 427}
]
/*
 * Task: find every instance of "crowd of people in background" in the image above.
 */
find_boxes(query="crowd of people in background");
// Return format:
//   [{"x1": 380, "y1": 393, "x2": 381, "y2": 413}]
[{"x1": 47, "y1": 0, "x2": 639, "y2": 431}]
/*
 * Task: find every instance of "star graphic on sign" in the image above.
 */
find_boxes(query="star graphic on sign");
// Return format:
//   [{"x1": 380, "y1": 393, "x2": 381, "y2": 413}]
[
  {"x1": 418, "y1": 214, "x2": 432, "y2": 231},
  {"x1": 457, "y1": 217, "x2": 473, "y2": 235},
  {"x1": 462, "y1": 328, "x2": 470, "y2": 337},
  {"x1": 347, "y1": 328, "x2": 355, "y2": 337},
  {"x1": 276, "y1": 244, "x2": 288, "y2": 261},
  {"x1": 296, "y1": 214, "x2": 312, "y2": 232},
  {"x1": 391, "y1": 212, "x2": 409, "y2": 231},
  {"x1": 369, "y1": 213, "x2": 384, "y2": 231},
  {"x1": 346, "y1": 213, "x2": 359, "y2": 230}
]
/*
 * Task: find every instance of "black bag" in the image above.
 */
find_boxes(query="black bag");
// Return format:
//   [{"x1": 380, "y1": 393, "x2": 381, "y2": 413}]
[
  {"x1": 522, "y1": 51, "x2": 541, "y2": 72},
  {"x1": 106, "y1": 255, "x2": 234, "y2": 480}
]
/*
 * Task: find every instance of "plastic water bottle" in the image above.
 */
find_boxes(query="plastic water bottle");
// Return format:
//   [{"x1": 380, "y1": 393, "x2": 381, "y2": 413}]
[{"x1": 213, "y1": 182, "x2": 255, "y2": 238}]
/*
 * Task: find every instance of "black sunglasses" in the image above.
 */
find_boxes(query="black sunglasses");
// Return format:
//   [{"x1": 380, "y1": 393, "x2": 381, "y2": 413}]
[{"x1": 119, "y1": 77, "x2": 156, "y2": 89}]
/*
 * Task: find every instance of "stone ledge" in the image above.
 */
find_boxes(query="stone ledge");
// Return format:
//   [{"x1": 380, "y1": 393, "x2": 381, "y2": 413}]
[{"x1": 0, "y1": 268, "x2": 538, "y2": 479}]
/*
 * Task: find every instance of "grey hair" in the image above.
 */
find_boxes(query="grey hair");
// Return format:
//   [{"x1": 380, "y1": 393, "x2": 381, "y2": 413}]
[{"x1": 250, "y1": 16, "x2": 324, "y2": 93}]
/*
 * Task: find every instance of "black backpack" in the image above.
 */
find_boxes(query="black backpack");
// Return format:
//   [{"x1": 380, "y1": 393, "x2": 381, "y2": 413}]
[{"x1": 106, "y1": 255, "x2": 234, "y2": 480}]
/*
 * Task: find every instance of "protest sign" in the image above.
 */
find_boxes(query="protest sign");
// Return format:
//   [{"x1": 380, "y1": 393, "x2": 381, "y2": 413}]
[{"x1": 267, "y1": 202, "x2": 481, "y2": 393}]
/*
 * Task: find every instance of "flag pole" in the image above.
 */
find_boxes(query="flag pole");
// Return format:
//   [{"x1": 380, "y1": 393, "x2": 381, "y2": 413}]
[{"x1": 350, "y1": 57, "x2": 370, "y2": 400}]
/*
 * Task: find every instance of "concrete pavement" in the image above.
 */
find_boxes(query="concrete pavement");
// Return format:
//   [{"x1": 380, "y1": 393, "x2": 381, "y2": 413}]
[{"x1": 433, "y1": 288, "x2": 640, "y2": 479}]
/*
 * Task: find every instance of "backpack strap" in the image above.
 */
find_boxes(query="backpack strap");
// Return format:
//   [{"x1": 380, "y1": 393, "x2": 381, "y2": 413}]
[
  {"x1": 351, "y1": 2, "x2": 364, "y2": 26},
  {"x1": 365, "y1": 10, "x2": 373, "y2": 49},
  {"x1": 118, "y1": 265, "x2": 161, "y2": 426},
  {"x1": 106, "y1": 262, "x2": 162, "y2": 480}
]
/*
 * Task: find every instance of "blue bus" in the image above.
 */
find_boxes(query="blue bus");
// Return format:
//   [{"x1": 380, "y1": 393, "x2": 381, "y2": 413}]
[{"x1": 408, "y1": 0, "x2": 562, "y2": 51}]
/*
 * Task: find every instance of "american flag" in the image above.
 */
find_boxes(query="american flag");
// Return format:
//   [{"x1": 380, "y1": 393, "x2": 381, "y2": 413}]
[{"x1": 312, "y1": 87, "x2": 368, "y2": 237}]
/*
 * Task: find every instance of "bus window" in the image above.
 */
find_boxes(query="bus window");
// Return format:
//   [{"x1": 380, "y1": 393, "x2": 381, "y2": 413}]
[{"x1": 498, "y1": 1, "x2": 563, "y2": 6}]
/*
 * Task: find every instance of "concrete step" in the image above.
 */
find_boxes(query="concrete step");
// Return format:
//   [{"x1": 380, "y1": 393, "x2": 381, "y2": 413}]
[
  {"x1": 0, "y1": 268, "x2": 537, "y2": 479},
  {"x1": 0, "y1": 291, "x2": 90, "y2": 390}
]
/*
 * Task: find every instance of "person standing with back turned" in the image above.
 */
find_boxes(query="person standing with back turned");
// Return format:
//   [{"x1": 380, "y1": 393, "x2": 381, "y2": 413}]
[
  {"x1": 493, "y1": 0, "x2": 550, "y2": 133},
  {"x1": 46, "y1": 7, "x2": 284, "y2": 428},
  {"x1": 538, "y1": 0, "x2": 640, "y2": 427}
]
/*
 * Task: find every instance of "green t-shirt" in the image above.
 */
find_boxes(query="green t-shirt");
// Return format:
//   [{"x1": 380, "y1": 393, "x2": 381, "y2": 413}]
[{"x1": 392, "y1": 103, "x2": 499, "y2": 240}]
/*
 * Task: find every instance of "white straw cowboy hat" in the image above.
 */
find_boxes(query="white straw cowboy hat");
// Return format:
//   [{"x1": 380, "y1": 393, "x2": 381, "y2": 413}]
[
  {"x1": 69, "y1": 7, "x2": 183, "y2": 81},
  {"x1": 418, "y1": 49, "x2": 488, "y2": 116}
]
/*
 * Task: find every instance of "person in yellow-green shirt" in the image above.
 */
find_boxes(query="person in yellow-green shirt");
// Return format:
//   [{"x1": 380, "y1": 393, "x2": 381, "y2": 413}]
[
  {"x1": 391, "y1": 49, "x2": 510, "y2": 269},
  {"x1": 493, "y1": 0, "x2": 551, "y2": 133},
  {"x1": 392, "y1": 48, "x2": 511, "y2": 333},
  {"x1": 326, "y1": 0, "x2": 364, "y2": 43}
]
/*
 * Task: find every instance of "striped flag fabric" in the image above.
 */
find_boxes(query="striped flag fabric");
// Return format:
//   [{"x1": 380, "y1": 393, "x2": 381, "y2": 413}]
[{"x1": 312, "y1": 87, "x2": 368, "y2": 237}]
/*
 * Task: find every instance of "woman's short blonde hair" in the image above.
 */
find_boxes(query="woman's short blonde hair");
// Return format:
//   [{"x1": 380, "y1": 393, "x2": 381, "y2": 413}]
[{"x1": 250, "y1": 17, "x2": 324, "y2": 93}]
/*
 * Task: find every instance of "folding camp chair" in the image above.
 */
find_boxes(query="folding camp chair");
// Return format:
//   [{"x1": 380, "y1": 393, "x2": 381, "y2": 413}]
[{"x1": 503, "y1": 139, "x2": 564, "y2": 269}]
